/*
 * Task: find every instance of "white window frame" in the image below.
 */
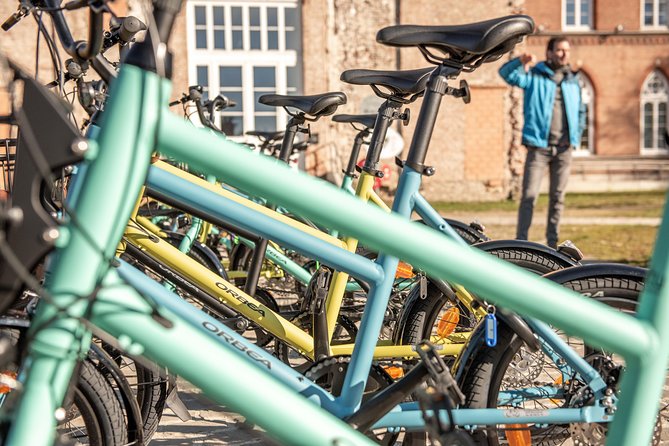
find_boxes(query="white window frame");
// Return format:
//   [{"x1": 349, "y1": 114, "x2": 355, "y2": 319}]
[
  {"x1": 641, "y1": 0, "x2": 669, "y2": 29},
  {"x1": 187, "y1": 1, "x2": 301, "y2": 135},
  {"x1": 562, "y1": 0, "x2": 593, "y2": 31},
  {"x1": 640, "y1": 70, "x2": 669, "y2": 155},
  {"x1": 574, "y1": 73, "x2": 595, "y2": 156}
]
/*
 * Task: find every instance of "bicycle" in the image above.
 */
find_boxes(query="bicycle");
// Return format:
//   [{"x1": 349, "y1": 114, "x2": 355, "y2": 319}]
[{"x1": 1, "y1": 4, "x2": 666, "y2": 445}]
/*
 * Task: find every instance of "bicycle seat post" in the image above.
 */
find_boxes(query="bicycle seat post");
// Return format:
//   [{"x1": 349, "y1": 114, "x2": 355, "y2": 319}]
[
  {"x1": 361, "y1": 100, "x2": 403, "y2": 177},
  {"x1": 343, "y1": 128, "x2": 370, "y2": 177},
  {"x1": 277, "y1": 115, "x2": 306, "y2": 163},
  {"x1": 403, "y1": 65, "x2": 460, "y2": 175}
]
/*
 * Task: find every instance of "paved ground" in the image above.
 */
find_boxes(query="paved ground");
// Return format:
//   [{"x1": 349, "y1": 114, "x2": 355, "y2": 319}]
[{"x1": 153, "y1": 379, "x2": 274, "y2": 445}]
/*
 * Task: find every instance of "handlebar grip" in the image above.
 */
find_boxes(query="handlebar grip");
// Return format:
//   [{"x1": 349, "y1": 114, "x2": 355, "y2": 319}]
[{"x1": 1, "y1": 13, "x2": 21, "y2": 32}]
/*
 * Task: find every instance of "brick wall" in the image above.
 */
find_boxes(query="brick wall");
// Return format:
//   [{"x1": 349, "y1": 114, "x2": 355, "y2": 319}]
[{"x1": 399, "y1": 0, "x2": 519, "y2": 201}]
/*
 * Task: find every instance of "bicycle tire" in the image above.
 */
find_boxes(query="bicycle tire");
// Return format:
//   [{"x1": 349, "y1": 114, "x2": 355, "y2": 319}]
[
  {"x1": 59, "y1": 359, "x2": 128, "y2": 446},
  {"x1": 459, "y1": 273, "x2": 663, "y2": 446},
  {"x1": 479, "y1": 246, "x2": 569, "y2": 275},
  {"x1": 98, "y1": 344, "x2": 168, "y2": 443}
]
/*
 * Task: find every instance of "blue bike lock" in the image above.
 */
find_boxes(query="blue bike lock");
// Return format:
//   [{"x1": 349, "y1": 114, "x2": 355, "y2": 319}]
[{"x1": 485, "y1": 306, "x2": 497, "y2": 347}]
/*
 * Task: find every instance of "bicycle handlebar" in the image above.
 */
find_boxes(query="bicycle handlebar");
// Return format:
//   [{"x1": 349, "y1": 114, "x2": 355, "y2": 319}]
[{"x1": 43, "y1": 0, "x2": 104, "y2": 63}]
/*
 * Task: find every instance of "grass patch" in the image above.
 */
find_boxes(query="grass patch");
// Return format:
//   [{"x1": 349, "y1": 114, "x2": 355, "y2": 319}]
[
  {"x1": 430, "y1": 191, "x2": 664, "y2": 265},
  {"x1": 481, "y1": 223, "x2": 657, "y2": 267},
  {"x1": 432, "y1": 190, "x2": 666, "y2": 218}
]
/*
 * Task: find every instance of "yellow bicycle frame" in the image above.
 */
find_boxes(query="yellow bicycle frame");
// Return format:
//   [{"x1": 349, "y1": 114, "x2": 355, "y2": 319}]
[{"x1": 121, "y1": 159, "x2": 477, "y2": 360}]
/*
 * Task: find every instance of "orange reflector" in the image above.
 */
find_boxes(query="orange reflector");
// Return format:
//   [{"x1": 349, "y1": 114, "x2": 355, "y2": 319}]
[
  {"x1": 506, "y1": 424, "x2": 531, "y2": 446},
  {"x1": 550, "y1": 376, "x2": 564, "y2": 404},
  {"x1": 384, "y1": 366, "x2": 405, "y2": 380},
  {"x1": 395, "y1": 261, "x2": 414, "y2": 279},
  {"x1": 436, "y1": 307, "x2": 460, "y2": 338},
  {"x1": 0, "y1": 371, "x2": 17, "y2": 394}
]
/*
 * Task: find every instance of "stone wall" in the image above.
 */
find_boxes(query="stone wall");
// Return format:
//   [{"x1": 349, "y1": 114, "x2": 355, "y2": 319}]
[{"x1": 302, "y1": 0, "x2": 396, "y2": 181}]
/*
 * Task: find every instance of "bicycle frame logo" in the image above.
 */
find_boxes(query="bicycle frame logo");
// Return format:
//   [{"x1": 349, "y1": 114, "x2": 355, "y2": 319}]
[
  {"x1": 202, "y1": 320, "x2": 272, "y2": 369},
  {"x1": 215, "y1": 281, "x2": 266, "y2": 317}
]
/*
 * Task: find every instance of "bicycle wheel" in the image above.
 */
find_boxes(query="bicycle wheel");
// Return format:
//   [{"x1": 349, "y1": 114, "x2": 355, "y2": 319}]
[
  {"x1": 460, "y1": 273, "x2": 664, "y2": 445},
  {"x1": 400, "y1": 280, "x2": 479, "y2": 348},
  {"x1": 58, "y1": 359, "x2": 128, "y2": 446}
]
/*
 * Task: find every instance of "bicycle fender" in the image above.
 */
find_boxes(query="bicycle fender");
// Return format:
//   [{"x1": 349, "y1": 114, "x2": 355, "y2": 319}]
[
  {"x1": 474, "y1": 239, "x2": 580, "y2": 266},
  {"x1": 543, "y1": 262, "x2": 647, "y2": 284}
]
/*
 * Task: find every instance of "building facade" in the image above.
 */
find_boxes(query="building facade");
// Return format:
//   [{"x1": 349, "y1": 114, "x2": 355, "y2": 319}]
[{"x1": 1, "y1": 0, "x2": 668, "y2": 197}]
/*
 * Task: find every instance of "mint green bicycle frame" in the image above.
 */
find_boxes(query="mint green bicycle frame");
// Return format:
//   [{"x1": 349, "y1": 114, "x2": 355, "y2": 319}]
[{"x1": 7, "y1": 56, "x2": 669, "y2": 446}]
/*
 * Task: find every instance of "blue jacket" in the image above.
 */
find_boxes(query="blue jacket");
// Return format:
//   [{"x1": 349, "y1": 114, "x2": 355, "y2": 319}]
[{"x1": 499, "y1": 58, "x2": 585, "y2": 148}]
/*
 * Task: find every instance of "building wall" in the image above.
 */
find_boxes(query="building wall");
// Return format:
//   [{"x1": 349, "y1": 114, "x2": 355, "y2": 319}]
[
  {"x1": 398, "y1": 0, "x2": 520, "y2": 200},
  {"x1": 301, "y1": 0, "x2": 396, "y2": 180}
]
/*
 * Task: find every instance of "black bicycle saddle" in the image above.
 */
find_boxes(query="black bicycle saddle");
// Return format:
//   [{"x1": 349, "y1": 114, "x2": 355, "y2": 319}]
[
  {"x1": 340, "y1": 67, "x2": 433, "y2": 98},
  {"x1": 258, "y1": 92, "x2": 347, "y2": 118},
  {"x1": 333, "y1": 114, "x2": 376, "y2": 130},
  {"x1": 377, "y1": 15, "x2": 535, "y2": 66}
]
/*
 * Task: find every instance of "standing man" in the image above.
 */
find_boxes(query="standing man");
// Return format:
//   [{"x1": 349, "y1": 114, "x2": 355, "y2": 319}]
[{"x1": 499, "y1": 37, "x2": 585, "y2": 248}]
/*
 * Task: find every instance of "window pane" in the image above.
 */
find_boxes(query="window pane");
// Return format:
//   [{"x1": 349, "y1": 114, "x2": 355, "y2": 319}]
[
  {"x1": 268, "y1": 7, "x2": 278, "y2": 26},
  {"x1": 646, "y1": 0, "x2": 654, "y2": 25},
  {"x1": 220, "y1": 91, "x2": 243, "y2": 111},
  {"x1": 287, "y1": 66, "x2": 301, "y2": 90},
  {"x1": 580, "y1": 103, "x2": 590, "y2": 150},
  {"x1": 255, "y1": 115, "x2": 277, "y2": 132},
  {"x1": 221, "y1": 116, "x2": 243, "y2": 136},
  {"x1": 250, "y1": 7, "x2": 260, "y2": 26},
  {"x1": 232, "y1": 30, "x2": 243, "y2": 49},
  {"x1": 250, "y1": 31, "x2": 261, "y2": 50},
  {"x1": 268, "y1": 31, "x2": 279, "y2": 50},
  {"x1": 286, "y1": 30, "x2": 299, "y2": 51},
  {"x1": 580, "y1": 0, "x2": 590, "y2": 26},
  {"x1": 658, "y1": 102, "x2": 667, "y2": 147},
  {"x1": 644, "y1": 103, "x2": 654, "y2": 148},
  {"x1": 285, "y1": 8, "x2": 298, "y2": 27},
  {"x1": 231, "y1": 7, "x2": 243, "y2": 26},
  {"x1": 214, "y1": 31, "x2": 225, "y2": 49},
  {"x1": 213, "y1": 6, "x2": 224, "y2": 26},
  {"x1": 195, "y1": 6, "x2": 206, "y2": 25},
  {"x1": 254, "y1": 67, "x2": 276, "y2": 88},
  {"x1": 197, "y1": 66, "x2": 209, "y2": 101},
  {"x1": 566, "y1": 0, "x2": 575, "y2": 25},
  {"x1": 660, "y1": 0, "x2": 668, "y2": 25},
  {"x1": 220, "y1": 67, "x2": 242, "y2": 87},
  {"x1": 197, "y1": 66, "x2": 209, "y2": 87},
  {"x1": 196, "y1": 30, "x2": 207, "y2": 49}
]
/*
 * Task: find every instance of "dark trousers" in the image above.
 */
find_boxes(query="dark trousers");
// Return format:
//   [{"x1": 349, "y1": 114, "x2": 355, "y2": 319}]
[{"x1": 516, "y1": 145, "x2": 573, "y2": 248}]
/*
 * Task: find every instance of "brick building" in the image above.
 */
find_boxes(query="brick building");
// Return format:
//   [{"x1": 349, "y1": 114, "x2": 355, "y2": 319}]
[{"x1": 1, "y1": 0, "x2": 668, "y2": 198}]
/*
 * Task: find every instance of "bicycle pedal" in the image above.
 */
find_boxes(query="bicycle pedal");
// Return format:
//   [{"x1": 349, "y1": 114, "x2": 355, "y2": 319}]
[
  {"x1": 416, "y1": 341, "x2": 465, "y2": 406},
  {"x1": 166, "y1": 386, "x2": 192, "y2": 422}
]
